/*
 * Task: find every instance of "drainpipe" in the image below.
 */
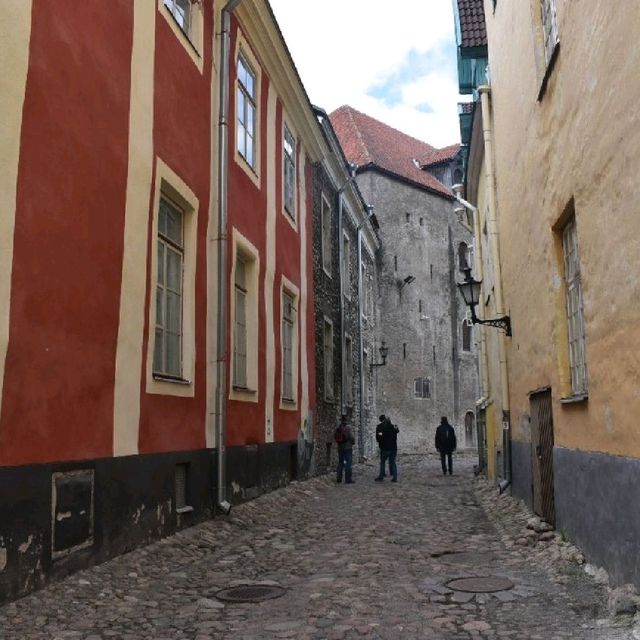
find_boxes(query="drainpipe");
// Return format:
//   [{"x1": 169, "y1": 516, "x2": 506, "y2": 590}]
[
  {"x1": 453, "y1": 190, "x2": 489, "y2": 474},
  {"x1": 337, "y1": 166, "x2": 357, "y2": 418},
  {"x1": 215, "y1": 0, "x2": 246, "y2": 516},
  {"x1": 356, "y1": 205, "x2": 375, "y2": 462},
  {"x1": 479, "y1": 85, "x2": 511, "y2": 491}
]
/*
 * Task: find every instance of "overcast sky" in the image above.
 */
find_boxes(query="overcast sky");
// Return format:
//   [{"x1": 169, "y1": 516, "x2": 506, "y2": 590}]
[{"x1": 269, "y1": 0, "x2": 462, "y2": 149}]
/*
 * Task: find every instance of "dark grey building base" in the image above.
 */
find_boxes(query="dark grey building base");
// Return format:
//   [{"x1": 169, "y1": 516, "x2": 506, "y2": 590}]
[
  {"x1": 554, "y1": 446, "x2": 640, "y2": 588},
  {"x1": 0, "y1": 441, "x2": 304, "y2": 604},
  {"x1": 510, "y1": 439, "x2": 533, "y2": 509}
]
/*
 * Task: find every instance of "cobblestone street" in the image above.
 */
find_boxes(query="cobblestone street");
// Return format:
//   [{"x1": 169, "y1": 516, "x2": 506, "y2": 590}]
[{"x1": 0, "y1": 457, "x2": 634, "y2": 639}]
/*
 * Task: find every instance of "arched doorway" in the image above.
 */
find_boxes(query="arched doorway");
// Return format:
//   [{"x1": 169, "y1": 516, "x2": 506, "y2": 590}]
[{"x1": 464, "y1": 411, "x2": 476, "y2": 448}]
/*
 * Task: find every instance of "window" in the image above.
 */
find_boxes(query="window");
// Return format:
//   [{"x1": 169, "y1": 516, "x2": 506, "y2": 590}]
[
  {"x1": 282, "y1": 290, "x2": 296, "y2": 401},
  {"x1": 164, "y1": 0, "x2": 192, "y2": 35},
  {"x1": 361, "y1": 263, "x2": 368, "y2": 318},
  {"x1": 418, "y1": 299, "x2": 422, "y2": 313},
  {"x1": 394, "y1": 255, "x2": 398, "y2": 272},
  {"x1": 453, "y1": 168, "x2": 463, "y2": 184},
  {"x1": 321, "y1": 195, "x2": 332, "y2": 275},
  {"x1": 345, "y1": 336, "x2": 353, "y2": 406},
  {"x1": 237, "y1": 53, "x2": 256, "y2": 169},
  {"x1": 154, "y1": 196, "x2": 184, "y2": 378},
  {"x1": 175, "y1": 463, "x2": 192, "y2": 513},
  {"x1": 540, "y1": 0, "x2": 559, "y2": 65},
  {"x1": 562, "y1": 218, "x2": 588, "y2": 395},
  {"x1": 403, "y1": 343, "x2": 407, "y2": 360},
  {"x1": 462, "y1": 319, "x2": 472, "y2": 352},
  {"x1": 233, "y1": 255, "x2": 248, "y2": 388},
  {"x1": 458, "y1": 242, "x2": 470, "y2": 271},
  {"x1": 342, "y1": 233, "x2": 351, "y2": 297},
  {"x1": 323, "y1": 319, "x2": 334, "y2": 400},
  {"x1": 414, "y1": 377, "x2": 431, "y2": 399},
  {"x1": 283, "y1": 125, "x2": 296, "y2": 219}
]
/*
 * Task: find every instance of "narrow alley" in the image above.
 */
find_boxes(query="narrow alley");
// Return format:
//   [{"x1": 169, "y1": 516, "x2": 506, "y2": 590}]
[{"x1": 0, "y1": 457, "x2": 631, "y2": 640}]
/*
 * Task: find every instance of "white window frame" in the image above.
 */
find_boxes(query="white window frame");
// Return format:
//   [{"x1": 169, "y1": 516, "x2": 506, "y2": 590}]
[
  {"x1": 321, "y1": 194, "x2": 332, "y2": 276},
  {"x1": 159, "y1": 0, "x2": 204, "y2": 72},
  {"x1": 147, "y1": 158, "x2": 198, "y2": 397},
  {"x1": 414, "y1": 376, "x2": 431, "y2": 399},
  {"x1": 323, "y1": 318, "x2": 334, "y2": 401},
  {"x1": 361, "y1": 263, "x2": 368, "y2": 320},
  {"x1": 230, "y1": 230, "x2": 259, "y2": 401},
  {"x1": 282, "y1": 291, "x2": 294, "y2": 401},
  {"x1": 154, "y1": 195, "x2": 184, "y2": 379},
  {"x1": 563, "y1": 218, "x2": 588, "y2": 396},
  {"x1": 283, "y1": 124, "x2": 296, "y2": 221},
  {"x1": 234, "y1": 37, "x2": 261, "y2": 187},
  {"x1": 233, "y1": 255, "x2": 248, "y2": 389},
  {"x1": 237, "y1": 53, "x2": 257, "y2": 169}
]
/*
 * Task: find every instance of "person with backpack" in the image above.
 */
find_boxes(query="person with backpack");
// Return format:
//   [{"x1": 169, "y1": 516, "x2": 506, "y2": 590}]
[
  {"x1": 435, "y1": 416, "x2": 457, "y2": 475},
  {"x1": 375, "y1": 415, "x2": 399, "y2": 482},
  {"x1": 335, "y1": 415, "x2": 355, "y2": 484}
]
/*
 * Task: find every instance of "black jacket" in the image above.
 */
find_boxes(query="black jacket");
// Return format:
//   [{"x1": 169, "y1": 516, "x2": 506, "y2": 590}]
[
  {"x1": 376, "y1": 420, "x2": 399, "y2": 451},
  {"x1": 435, "y1": 422, "x2": 457, "y2": 454}
]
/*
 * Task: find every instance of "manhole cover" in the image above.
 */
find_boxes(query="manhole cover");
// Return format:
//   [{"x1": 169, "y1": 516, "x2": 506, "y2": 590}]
[
  {"x1": 447, "y1": 576, "x2": 514, "y2": 593},
  {"x1": 215, "y1": 584, "x2": 286, "y2": 603}
]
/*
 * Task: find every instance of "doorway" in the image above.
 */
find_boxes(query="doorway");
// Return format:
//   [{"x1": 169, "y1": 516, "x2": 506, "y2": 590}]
[
  {"x1": 464, "y1": 410, "x2": 476, "y2": 448},
  {"x1": 530, "y1": 389, "x2": 555, "y2": 526}
]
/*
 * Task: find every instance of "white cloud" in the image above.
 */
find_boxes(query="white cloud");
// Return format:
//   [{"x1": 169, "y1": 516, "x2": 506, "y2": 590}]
[{"x1": 269, "y1": 0, "x2": 462, "y2": 147}]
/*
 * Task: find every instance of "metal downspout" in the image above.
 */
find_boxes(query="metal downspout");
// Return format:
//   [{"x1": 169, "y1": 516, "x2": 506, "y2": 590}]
[
  {"x1": 479, "y1": 85, "x2": 511, "y2": 488},
  {"x1": 338, "y1": 193, "x2": 345, "y2": 418},
  {"x1": 215, "y1": 0, "x2": 245, "y2": 515}
]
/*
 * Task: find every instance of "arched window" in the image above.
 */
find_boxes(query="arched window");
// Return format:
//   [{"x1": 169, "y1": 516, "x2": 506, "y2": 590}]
[
  {"x1": 462, "y1": 319, "x2": 472, "y2": 352},
  {"x1": 464, "y1": 411, "x2": 475, "y2": 448},
  {"x1": 458, "y1": 242, "x2": 469, "y2": 271}
]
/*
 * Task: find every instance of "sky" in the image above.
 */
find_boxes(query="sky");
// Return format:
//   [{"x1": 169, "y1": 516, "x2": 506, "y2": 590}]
[{"x1": 268, "y1": 0, "x2": 462, "y2": 149}]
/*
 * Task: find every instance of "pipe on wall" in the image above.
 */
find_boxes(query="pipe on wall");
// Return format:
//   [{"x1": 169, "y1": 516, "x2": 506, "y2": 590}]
[{"x1": 215, "y1": 0, "x2": 246, "y2": 516}]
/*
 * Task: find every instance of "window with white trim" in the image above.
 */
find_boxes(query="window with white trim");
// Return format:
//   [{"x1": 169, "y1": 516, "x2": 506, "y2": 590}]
[
  {"x1": 323, "y1": 319, "x2": 334, "y2": 400},
  {"x1": 361, "y1": 263, "x2": 368, "y2": 318},
  {"x1": 282, "y1": 291, "x2": 295, "y2": 401},
  {"x1": 237, "y1": 53, "x2": 256, "y2": 169},
  {"x1": 283, "y1": 125, "x2": 296, "y2": 219},
  {"x1": 154, "y1": 196, "x2": 184, "y2": 378},
  {"x1": 233, "y1": 255, "x2": 248, "y2": 388},
  {"x1": 563, "y1": 218, "x2": 588, "y2": 395},
  {"x1": 345, "y1": 336, "x2": 353, "y2": 406},
  {"x1": 163, "y1": 0, "x2": 192, "y2": 37},
  {"x1": 414, "y1": 377, "x2": 431, "y2": 399},
  {"x1": 321, "y1": 195, "x2": 332, "y2": 274},
  {"x1": 540, "y1": 0, "x2": 559, "y2": 65}
]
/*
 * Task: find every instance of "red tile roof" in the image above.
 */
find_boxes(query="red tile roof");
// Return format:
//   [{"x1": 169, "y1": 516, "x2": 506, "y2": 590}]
[
  {"x1": 329, "y1": 105, "x2": 455, "y2": 199},
  {"x1": 421, "y1": 143, "x2": 461, "y2": 168},
  {"x1": 457, "y1": 0, "x2": 487, "y2": 48}
]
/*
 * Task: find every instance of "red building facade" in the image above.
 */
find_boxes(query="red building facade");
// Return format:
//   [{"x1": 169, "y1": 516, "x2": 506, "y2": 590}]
[{"x1": 0, "y1": 0, "x2": 324, "y2": 602}]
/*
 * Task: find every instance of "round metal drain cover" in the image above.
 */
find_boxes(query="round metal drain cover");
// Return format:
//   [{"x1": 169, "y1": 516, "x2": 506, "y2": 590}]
[
  {"x1": 447, "y1": 576, "x2": 514, "y2": 593},
  {"x1": 215, "y1": 584, "x2": 286, "y2": 603}
]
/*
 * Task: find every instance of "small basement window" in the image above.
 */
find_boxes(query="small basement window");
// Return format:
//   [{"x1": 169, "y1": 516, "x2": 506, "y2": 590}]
[{"x1": 175, "y1": 463, "x2": 193, "y2": 513}]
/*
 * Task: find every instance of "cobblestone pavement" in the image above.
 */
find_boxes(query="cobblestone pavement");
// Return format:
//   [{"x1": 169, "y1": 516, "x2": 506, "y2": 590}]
[{"x1": 0, "y1": 456, "x2": 635, "y2": 639}]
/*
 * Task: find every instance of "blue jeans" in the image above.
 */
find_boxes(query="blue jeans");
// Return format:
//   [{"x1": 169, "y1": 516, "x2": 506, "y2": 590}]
[
  {"x1": 337, "y1": 448, "x2": 353, "y2": 483},
  {"x1": 377, "y1": 450, "x2": 397, "y2": 480}
]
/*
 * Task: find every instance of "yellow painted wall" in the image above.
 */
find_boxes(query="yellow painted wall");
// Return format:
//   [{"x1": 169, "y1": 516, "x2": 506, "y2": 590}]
[{"x1": 484, "y1": 0, "x2": 640, "y2": 457}]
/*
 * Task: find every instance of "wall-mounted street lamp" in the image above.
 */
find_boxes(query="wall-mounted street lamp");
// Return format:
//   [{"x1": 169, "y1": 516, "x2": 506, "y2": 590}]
[
  {"x1": 398, "y1": 274, "x2": 415, "y2": 291},
  {"x1": 370, "y1": 341, "x2": 389, "y2": 369},
  {"x1": 457, "y1": 268, "x2": 512, "y2": 336}
]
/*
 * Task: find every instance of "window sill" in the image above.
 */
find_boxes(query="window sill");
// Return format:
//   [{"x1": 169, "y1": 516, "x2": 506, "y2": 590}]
[
  {"x1": 176, "y1": 505, "x2": 194, "y2": 515},
  {"x1": 322, "y1": 267, "x2": 332, "y2": 279},
  {"x1": 560, "y1": 393, "x2": 588, "y2": 405},
  {"x1": 232, "y1": 385, "x2": 257, "y2": 394},
  {"x1": 153, "y1": 374, "x2": 192, "y2": 386},
  {"x1": 163, "y1": 7, "x2": 201, "y2": 58},
  {"x1": 282, "y1": 397, "x2": 296, "y2": 404}
]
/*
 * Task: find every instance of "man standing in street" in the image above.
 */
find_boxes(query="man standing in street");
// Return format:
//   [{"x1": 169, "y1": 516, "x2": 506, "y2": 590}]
[
  {"x1": 375, "y1": 415, "x2": 399, "y2": 482},
  {"x1": 435, "y1": 416, "x2": 457, "y2": 476},
  {"x1": 335, "y1": 415, "x2": 355, "y2": 484}
]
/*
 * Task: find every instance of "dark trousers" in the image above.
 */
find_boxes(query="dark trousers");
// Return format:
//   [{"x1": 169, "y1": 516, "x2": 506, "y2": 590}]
[
  {"x1": 440, "y1": 451, "x2": 453, "y2": 475},
  {"x1": 337, "y1": 449, "x2": 353, "y2": 483}
]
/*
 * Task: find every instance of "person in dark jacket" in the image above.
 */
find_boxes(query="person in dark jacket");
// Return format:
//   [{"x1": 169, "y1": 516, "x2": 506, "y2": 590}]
[
  {"x1": 336, "y1": 415, "x2": 355, "y2": 484},
  {"x1": 435, "y1": 416, "x2": 457, "y2": 475},
  {"x1": 375, "y1": 415, "x2": 399, "y2": 482}
]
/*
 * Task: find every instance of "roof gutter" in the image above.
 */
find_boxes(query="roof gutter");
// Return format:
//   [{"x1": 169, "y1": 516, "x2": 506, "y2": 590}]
[{"x1": 215, "y1": 0, "x2": 246, "y2": 516}]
